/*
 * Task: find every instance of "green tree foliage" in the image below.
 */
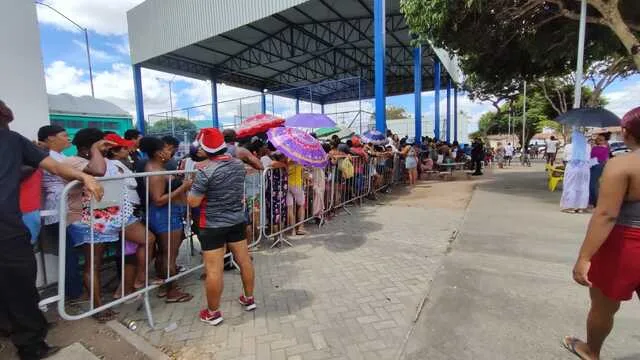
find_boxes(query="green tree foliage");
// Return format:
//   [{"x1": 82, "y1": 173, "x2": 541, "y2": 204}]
[
  {"x1": 401, "y1": 0, "x2": 639, "y2": 110},
  {"x1": 401, "y1": 0, "x2": 640, "y2": 72},
  {"x1": 148, "y1": 117, "x2": 199, "y2": 140},
  {"x1": 475, "y1": 85, "x2": 603, "y2": 146},
  {"x1": 371, "y1": 106, "x2": 410, "y2": 121}
]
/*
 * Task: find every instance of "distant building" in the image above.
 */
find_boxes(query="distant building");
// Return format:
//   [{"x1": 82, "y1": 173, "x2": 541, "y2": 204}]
[
  {"x1": 48, "y1": 93, "x2": 133, "y2": 155},
  {"x1": 386, "y1": 111, "x2": 470, "y2": 143}
]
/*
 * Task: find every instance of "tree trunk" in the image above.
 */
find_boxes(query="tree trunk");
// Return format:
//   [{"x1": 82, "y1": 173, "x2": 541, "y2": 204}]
[{"x1": 592, "y1": 0, "x2": 640, "y2": 69}]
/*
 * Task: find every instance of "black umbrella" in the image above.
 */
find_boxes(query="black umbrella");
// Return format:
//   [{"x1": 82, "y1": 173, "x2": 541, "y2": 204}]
[{"x1": 556, "y1": 108, "x2": 621, "y2": 127}]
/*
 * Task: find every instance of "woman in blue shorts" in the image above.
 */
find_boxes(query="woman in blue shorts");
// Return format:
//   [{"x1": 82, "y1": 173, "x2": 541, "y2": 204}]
[{"x1": 141, "y1": 137, "x2": 193, "y2": 303}]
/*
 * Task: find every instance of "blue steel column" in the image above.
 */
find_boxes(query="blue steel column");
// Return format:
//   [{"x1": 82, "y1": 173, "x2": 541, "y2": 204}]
[
  {"x1": 133, "y1": 64, "x2": 145, "y2": 134},
  {"x1": 454, "y1": 86, "x2": 459, "y2": 142},
  {"x1": 321, "y1": 103, "x2": 325, "y2": 114},
  {"x1": 446, "y1": 77, "x2": 452, "y2": 143},
  {"x1": 413, "y1": 46, "x2": 422, "y2": 143},
  {"x1": 210, "y1": 77, "x2": 219, "y2": 128},
  {"x1": 261, "y1": 92, "x2": 267, "y2": 114},
  {"x1": 433, "y1": 59, "x2": 441, "y2": 140},
  {"x1": 374, "y1": 0, "x2": 386, "y2": 132},
  {"x1": 295, "y1": 97, "x2": 300, "y2": 114}
]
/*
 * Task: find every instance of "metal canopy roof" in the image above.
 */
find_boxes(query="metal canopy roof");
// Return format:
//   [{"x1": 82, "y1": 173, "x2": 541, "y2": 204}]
[{"x1": 128, "y1": 0, "x2": 445, "y2": 105}]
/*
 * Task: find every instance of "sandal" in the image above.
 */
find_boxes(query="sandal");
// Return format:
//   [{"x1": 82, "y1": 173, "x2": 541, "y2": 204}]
[
  {"x1": 562, "y1": 336, "x2": 588, "y2": 360},
  {"x1": 165, "y1": 290, "x2": 193, "y2": 303},
  {"x1": 92, "y1": 309, "x2": 118, "y2": 323},
  {"x1": 134, "y1": 278, "x2": 164, "y2": 290},
  {"x1": 296, "y1": 229, "x2": 308, "y2": 236}
]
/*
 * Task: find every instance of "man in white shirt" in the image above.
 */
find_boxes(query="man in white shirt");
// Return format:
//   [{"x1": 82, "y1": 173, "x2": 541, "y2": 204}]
[
  {"x1": 545, "y1": 136, "x2": 559, "y2": 165},
  {"x1": 504, "y1": 143, "x2": 515, "y2": 166},
  {"x1": 38, "y1": 125, "x2": 71, "y2": 227}
]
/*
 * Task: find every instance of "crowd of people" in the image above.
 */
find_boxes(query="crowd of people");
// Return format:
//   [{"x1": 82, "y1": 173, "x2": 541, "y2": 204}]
[{"x1": 2, "y1": 92, "x2": 488, "y2": 358}]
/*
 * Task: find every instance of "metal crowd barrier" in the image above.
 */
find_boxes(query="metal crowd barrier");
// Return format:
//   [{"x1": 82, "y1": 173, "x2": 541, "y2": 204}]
[{"x1": 38, "y1": 154, "x2": 405, "y2": 327}]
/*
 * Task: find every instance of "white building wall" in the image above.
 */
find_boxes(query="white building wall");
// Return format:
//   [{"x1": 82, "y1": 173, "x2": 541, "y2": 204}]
[{"x1": 0, "y1": 1, "x2": 49, "y2": 140}]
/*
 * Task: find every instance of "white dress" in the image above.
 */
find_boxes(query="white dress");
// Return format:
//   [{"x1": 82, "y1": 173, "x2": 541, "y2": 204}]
[{"x1": 560, "y1": 131, "x2": 592, "y2": 210}]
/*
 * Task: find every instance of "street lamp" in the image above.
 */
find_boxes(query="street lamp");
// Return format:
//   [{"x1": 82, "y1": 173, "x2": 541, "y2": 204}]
[
  {"x1": 35, "y1": 1, "x2": 95, "y2": 98},
  {"x1": 156, "y1": 75, "x2": 177, "y2": 135}
]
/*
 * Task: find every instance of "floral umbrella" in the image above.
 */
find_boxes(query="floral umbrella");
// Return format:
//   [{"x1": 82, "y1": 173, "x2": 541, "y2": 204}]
[
  {"x1": 361, "y1": 130, "x2": 388, "y2": 145},
  {"x1": 267, "y1": 127, "x2": 328, "y2": 168},
  {"x1": 236, "y1": 114, "x2": 285, "y2": 139}
]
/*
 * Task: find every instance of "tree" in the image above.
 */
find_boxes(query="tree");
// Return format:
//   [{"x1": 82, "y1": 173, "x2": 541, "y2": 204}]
[
  {"x1": 474, "y1": 85, "x2": 603, "y2": 146},
  {"x1": 371, "y1": 106, "x2": 410, "y2": 121},
  {"x1": 401, "y1": 0, "x2": 640, "y2": 71},
  {"x1": 147, "y1": 117, "x2": 199, "y2": 141}
]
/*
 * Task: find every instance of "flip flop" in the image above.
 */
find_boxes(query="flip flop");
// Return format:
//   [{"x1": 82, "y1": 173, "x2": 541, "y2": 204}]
[
  {"x1": 562, "y1": 336, "x2": 588, "y2": 360},
  {"x1": 165, "y1": 291, "x2": 193, "y2": 304}
]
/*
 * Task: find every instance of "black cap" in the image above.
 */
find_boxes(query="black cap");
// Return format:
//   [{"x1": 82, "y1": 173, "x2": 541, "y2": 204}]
[{"x1": 38, "y1": 125, "x2": 66, "y2": 142}]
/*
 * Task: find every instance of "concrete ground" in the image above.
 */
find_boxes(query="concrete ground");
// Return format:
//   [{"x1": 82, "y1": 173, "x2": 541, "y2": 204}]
[
  {"x1": 401, "y1": 163, "x2": 640, "y2": 360},
  {"x1": 114, "y1": 175, "x2": 478, "y2": 360}
]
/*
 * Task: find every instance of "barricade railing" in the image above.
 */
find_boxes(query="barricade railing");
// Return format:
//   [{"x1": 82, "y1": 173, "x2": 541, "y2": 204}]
[
  {"x1": 39, "y1": 154, "x2": 405, "y2": 327},
  {"x1": 38, "y1": 168, "x2": 261, "y2": 328},
  {"x1": 260, "y1": 165, "x2": 335, "y2": 247},
  {"x1": 332, "y1": 156, "x2": 372, "y2": 213}
]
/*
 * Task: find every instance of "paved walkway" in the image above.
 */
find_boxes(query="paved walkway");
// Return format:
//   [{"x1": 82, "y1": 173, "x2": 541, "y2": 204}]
[
  {"x1": 119, "y1": 179, "x2": 476, "y2": 360},
  {"x1": 402, "y1": 164, "x2": 640, "y2": 360}
]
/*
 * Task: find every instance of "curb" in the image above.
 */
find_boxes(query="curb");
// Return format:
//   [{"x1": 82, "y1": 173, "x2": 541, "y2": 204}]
[{"x1": 106, "y1": 321, "x2": 170, "y2": 360}]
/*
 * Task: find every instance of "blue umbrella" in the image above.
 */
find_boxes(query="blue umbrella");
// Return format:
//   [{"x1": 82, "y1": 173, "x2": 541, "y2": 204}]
[
  {"x1": 556, "y1": 108, "x2": 621, "y2": 128},
  {"x1": 285, "y1": 113, "x2": 336, "y2": 128},
  {"x1": 361, "y1": 130, "x2": 388, "y2": 145}
]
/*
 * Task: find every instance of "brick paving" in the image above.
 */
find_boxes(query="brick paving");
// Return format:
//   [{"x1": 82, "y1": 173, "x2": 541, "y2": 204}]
[{"x1": 119, "y1": 182, "x2": 473, "y2": 360}]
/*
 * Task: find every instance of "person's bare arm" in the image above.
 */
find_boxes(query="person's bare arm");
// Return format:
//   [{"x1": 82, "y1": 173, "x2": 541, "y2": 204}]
[
  {"x1": 186, "y1": 193, "x2": 204, "y2": 208},
  {"x1": 573, "y1": 158, "x2": 628, "y2": 286},
  {"x1": 39, "y1": 157, "x2": 103, "y2": 200},
  {"x1": 237, "y1": 147, "x2": 264, "y2": 170},
  {"x1": 270, "y1": 160, "x2": 287, "y2": 169},
  {"x1": 148, "y1": 174, "x2": 192, "y2": 207},
  {"x1": 84, "y1": 140, "x2": 115, "y2": 176}
]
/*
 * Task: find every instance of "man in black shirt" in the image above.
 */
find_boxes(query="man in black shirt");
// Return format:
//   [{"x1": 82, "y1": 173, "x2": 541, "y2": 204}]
[{"x1": 0, "y1": 100, "x2": 103, "y2": 360}]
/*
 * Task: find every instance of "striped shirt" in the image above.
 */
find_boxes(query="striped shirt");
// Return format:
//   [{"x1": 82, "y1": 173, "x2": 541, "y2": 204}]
[{"x1": 191, "y1": 157, "x2": 246, "y2": 228}]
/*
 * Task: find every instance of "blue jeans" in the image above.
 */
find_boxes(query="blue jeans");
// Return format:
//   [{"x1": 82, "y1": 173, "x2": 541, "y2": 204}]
[
  {"x1": 65, "y1": 226, "x2": 83, "y2": 299},
  {"x1": 589, "y1": 162, "x2": 605, "y2": 206}
]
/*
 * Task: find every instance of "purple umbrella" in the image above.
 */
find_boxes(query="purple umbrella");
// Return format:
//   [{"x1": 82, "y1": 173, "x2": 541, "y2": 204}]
[
  {"x1": 285, "y1": 113, "x2": 336, "y2": 128},
  {"x1": 267, "y1": 127, "x2": 328, "y2": 168}
]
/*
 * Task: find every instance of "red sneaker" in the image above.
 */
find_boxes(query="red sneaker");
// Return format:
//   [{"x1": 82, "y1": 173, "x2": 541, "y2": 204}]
[
  {"x1": 238, "y1": 295, "x2": 257, "y2": 311},
  {"x1": 199, "y1": 309, "x2": 223, "y2": 326}
]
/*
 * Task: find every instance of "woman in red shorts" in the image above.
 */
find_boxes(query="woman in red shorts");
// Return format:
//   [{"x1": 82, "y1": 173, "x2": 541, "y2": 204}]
[{"x1": 564, "y1": 106, "x2": 640, "y2": 360}]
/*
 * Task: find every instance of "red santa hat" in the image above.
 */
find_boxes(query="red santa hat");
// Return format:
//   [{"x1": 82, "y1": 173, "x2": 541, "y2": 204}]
[{"x1": 197, "y1": 128, "x2": 227, "y2": 154}]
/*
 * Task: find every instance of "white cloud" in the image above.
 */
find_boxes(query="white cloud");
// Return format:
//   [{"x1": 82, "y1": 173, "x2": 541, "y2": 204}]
[
  {"x1": 44, "y1": 60, "x2": 206, "y2": 123},
  {"x1": 36, "y1": 0, "x2": 142, "y2": 36},
  {"x1": 72, "y1": 40, "x2": 119, "y2": 63},
  {"x1": 604, "y1": 82, "x2": 640, "y2": 118},
  {"x1": 106, "y1": 38, "x2": 131, "y2": 56}
]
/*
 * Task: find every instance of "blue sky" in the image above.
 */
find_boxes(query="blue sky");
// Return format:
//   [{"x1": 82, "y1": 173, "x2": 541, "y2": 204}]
[{"x1": 36, "y1": 0, "x2": 639, "y2": 135}]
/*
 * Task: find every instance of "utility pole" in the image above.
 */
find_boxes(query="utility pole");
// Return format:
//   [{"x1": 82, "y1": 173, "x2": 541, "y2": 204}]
[
  {"x1": 573, "y1": 0, "x2": 587, "y2": 109},
  {"x1": 522, "y1": 81, "x2": 527, "y2": 150},
  {"x1": 156, "y1": 75, "x2": 177, "y2": 135}
]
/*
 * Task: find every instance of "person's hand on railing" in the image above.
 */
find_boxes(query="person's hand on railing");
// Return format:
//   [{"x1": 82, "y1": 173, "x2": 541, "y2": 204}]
[
  {"x1": 82, "y1": 174, "x2": 104, "y2": 201},
  {"x1": 180, "y1": 178, "x2": 194, "y2": 192}
]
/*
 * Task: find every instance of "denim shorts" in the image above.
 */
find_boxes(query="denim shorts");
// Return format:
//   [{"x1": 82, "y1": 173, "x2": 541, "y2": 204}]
[
  {"x1": 147, "y1": 204, "x2": 186, "y2": 235},
  {"x1": 22, "y1": 211, "x2": 41, "y2": 245}
]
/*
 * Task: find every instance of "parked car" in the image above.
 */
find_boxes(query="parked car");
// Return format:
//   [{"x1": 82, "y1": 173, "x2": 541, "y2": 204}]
[{"x1": 609, "y1": 141, "x2": 630, "y2": 157}]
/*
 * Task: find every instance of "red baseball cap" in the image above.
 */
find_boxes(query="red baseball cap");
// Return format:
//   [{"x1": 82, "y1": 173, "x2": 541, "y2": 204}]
[{"x1": 104, "y1": 133, "x2": 136, "y2": 148}]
